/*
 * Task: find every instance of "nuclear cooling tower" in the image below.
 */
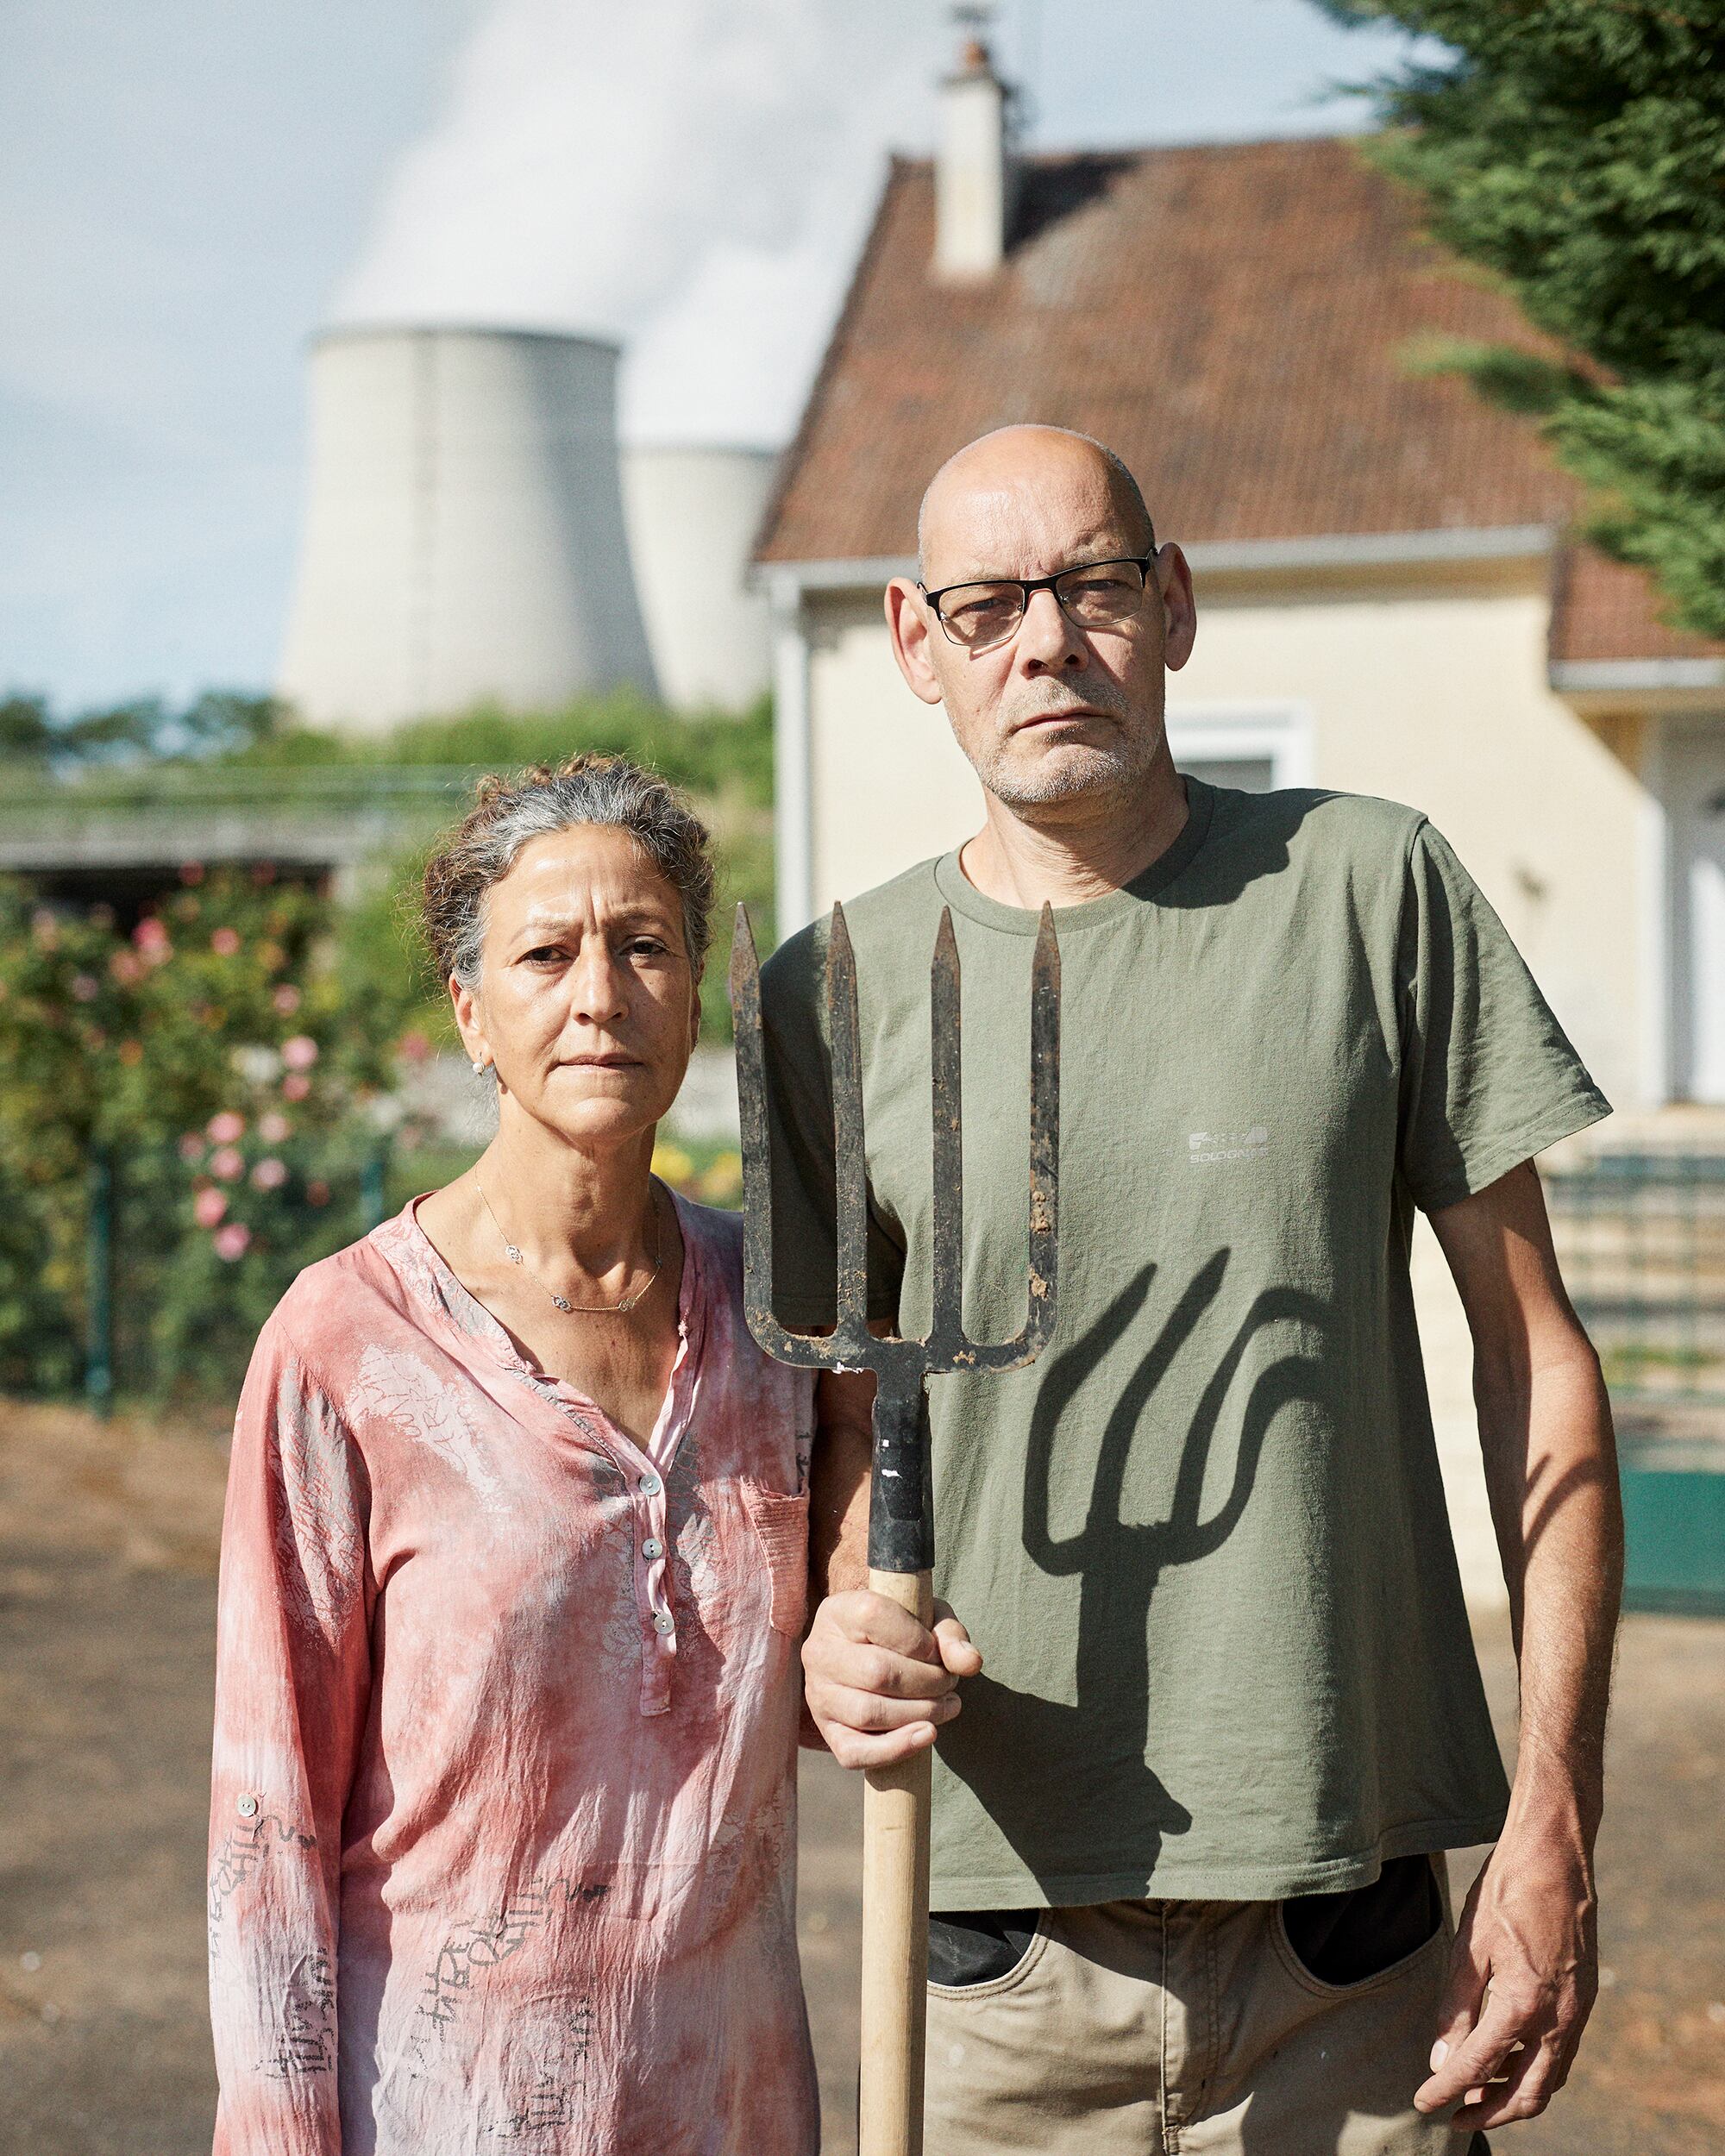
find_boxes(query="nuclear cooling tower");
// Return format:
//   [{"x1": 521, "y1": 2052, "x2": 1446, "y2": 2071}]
[
  {"x1": 277, "y1": 327, "x2": 659, "y2": 730},
  {"x1": 620, "y1": 446, "x2": 776, "y2": 711}
]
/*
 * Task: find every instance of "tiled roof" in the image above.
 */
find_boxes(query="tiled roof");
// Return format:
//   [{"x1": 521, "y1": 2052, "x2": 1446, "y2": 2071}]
[
  {"x1": 757, "y1": 137, "x2": 1714, "y2": 669},
  {"x1": 1550, "y1": 547, "x2": 1725, "y2": 670}
]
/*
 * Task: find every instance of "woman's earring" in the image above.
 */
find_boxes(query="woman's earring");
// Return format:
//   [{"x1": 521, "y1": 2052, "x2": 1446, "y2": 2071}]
[{"x1": 471, "y1": 1059, "x2": 489, "y2": 1077}]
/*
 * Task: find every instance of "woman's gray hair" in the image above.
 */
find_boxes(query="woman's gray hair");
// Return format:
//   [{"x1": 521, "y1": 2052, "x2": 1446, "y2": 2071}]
[{"x1": 420, "y1": 754, "x2": 716, "y2": 993}]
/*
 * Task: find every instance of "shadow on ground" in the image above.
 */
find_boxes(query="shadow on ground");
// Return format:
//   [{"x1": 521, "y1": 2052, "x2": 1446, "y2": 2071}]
[{"x1": 1, "y1": 1399, "x2": 1721, "y2": 2156}]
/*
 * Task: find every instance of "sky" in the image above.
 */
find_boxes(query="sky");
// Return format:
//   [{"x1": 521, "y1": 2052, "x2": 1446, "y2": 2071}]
[{"x1": 0, "y1": 0, "x2": 1429, "y2": 711}]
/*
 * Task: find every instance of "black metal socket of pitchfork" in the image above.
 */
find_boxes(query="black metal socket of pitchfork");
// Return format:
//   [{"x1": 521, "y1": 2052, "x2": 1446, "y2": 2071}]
[{"x1": 729, "y1": 900, "x2": 1062, "y2": 1576}]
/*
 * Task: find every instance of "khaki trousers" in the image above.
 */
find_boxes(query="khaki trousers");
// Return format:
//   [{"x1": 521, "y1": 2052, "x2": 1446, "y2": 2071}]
[{"x1": 924, "y1": 1886, "x2": 1471, "y2": 2155}]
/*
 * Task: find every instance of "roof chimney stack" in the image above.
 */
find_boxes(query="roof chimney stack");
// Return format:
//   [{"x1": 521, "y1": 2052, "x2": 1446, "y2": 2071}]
[{"x1": 934, "y1": 18, "x2": 1017, "y2": 282}]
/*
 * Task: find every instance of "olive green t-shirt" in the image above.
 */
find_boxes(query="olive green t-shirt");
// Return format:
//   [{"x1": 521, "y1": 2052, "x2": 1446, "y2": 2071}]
[{"x1": 759, "y1": 781, "x2": 1609, "y2": 1908}]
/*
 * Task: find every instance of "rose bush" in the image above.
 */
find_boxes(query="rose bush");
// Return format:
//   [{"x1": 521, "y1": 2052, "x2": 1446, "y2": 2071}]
[{"x1": 0, "y1": 865, "x2": 428, "y2": 1399}]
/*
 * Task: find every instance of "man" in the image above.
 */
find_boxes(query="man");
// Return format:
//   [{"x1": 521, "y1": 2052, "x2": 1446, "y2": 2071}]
[{"x1": 760, "y1": 425, "x2": 1621, "y2": 2153}]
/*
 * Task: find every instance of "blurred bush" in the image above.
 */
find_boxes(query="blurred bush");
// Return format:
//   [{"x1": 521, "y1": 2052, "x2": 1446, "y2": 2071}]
[
  {"x1": 0, "y1": 866, "x2": 419, "y2": 1400},
  {"x1": 244, "y1": 686, "x2": 775, "y2": 805}
]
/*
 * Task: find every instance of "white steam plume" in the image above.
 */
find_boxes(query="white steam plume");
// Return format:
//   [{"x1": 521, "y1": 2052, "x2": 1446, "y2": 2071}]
[{"x1": 330, "y1": 0, "x2": 950, "y2": 447}]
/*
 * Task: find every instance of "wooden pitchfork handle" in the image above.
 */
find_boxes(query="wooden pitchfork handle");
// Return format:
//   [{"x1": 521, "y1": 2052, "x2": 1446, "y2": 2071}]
[
  {"x1": 860, "y1": 1565, "x2": 935, "y2": 2156},
  {"x1": 726, "y1": 897, "x2": 1060, "y2": 2156}
]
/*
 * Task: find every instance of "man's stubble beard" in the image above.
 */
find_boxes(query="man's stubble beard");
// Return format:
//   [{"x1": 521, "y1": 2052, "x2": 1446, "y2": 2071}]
[{"x1": 961, "y1": 690, "x2": 1165, "y2": 811}]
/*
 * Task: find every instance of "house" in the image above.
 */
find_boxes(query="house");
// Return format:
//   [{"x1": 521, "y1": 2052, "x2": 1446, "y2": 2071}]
[
  {"x1": 751, "y1": 40, "x2": 1725, "y2": 1608},
  {"x1": 753, "y1": 42, "x2": 1725, "y2": 1118}
]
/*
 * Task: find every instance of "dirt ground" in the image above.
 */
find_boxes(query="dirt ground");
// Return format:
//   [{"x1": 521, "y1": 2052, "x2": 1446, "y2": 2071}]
[{"x1": 2, "y1": 1398, "x2": 1722, "y2": 2155}]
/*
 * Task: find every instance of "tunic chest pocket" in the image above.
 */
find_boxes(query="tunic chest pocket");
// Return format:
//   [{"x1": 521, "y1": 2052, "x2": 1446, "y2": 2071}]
[{"x1": 739, "y1": 1482, "x2": 811, "y2": 1637}]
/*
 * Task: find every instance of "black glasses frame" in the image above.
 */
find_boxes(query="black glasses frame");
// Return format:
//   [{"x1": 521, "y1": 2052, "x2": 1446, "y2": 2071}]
[{"x1": 919, "y1": 555, "x2": 1158, "y2": 649}]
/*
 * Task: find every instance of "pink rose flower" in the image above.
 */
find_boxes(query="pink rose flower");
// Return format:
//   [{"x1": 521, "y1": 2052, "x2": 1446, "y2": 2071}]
[
  {"x1": 210, "y1": 927, "x2": 241, "y2": 956},
  {"x1": 178, "y1": 1133, "x2": 205, "y2": 1163},
  {"x1": 397, "y1": 1030, "x2": 433, "y2": 1065},
  {"x1": 133, "y1": 918, "x2": 172, "y2": 962},
  {"x1": 210, "y1": 1146, "x2": 244, "y2": 1181},
  {"x1": 207, "y1": 1111, "x2": 245, "y2": 1144},
  {"x1": 281, "y1": 1073, "x2": 312, "y2": 1102},
  {"x1": 281, "y1": 1034, "x2": 319, "y2": 1070},
  {"x1": 251, "y1": 1157, "x2": 288, "y2": 1191},
  {"x1": 258, "y1": 1112, "x2": 291, "y2": 1144},
  {"x1": 193, "y1": 1188, "x2": 228, "y2": 1228},
  {"x1": 109, "y1": 950, "x2": 142, "y2": 985},
  {"x1": 212, "y1": 1223, "x2": 251, "y2": 1261},
  {"x1": 273, "y1": 985, "x2": 301, "y2": 1015}
]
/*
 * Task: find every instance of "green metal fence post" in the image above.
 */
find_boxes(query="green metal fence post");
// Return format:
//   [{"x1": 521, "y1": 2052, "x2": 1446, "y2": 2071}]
[
  {"x1": 85, "y1": 1144, "x2": 115, "y2": 1420},
  {"x1": 361, "y1": 1142, "x2": 390, "y2": 1233}
]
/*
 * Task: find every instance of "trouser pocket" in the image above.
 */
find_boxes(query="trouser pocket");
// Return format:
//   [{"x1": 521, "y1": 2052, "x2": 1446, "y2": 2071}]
[
  {"x1": 1278, "y1": 1852, "x2": 1445, "y2": 1990},
  {"x1": 928, "y1": 1908, "x2": 1044, "y2": 1990}
]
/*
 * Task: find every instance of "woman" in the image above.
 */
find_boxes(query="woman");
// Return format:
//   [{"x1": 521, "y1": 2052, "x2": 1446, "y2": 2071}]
[{"x1": 208, "y1": 755, "x2": 819, "y2": 2154}]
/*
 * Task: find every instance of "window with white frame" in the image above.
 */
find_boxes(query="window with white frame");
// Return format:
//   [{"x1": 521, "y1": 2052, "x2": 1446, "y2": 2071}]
[{"x1": 1164, "y1": 703, "x2": 1314, "y2": 794}]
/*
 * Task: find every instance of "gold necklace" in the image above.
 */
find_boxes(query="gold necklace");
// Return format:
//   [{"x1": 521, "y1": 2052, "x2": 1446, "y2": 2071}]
[{"x1": 477, "y1": 1178, "x2": 664, "y2": 1315}]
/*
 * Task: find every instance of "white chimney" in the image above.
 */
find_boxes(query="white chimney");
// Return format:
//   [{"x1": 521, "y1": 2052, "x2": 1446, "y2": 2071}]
[{"x1": 934, "y1": 32, "x2": 1017, "y2": 282}]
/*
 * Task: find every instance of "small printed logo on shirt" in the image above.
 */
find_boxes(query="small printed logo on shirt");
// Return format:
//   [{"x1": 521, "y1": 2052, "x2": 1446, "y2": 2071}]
[{"x1": 1188, "y1": 1126, "x2": 1270, "y2": 1167}]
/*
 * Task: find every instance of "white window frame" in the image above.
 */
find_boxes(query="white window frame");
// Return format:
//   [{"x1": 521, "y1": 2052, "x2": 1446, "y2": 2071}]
[
  {"x1": 1164, "y1": 700, "x2": 1316, "y2": 789},
  {"x1": 1657, "y1": 714, "x2": 1725, "y2": 1106}
]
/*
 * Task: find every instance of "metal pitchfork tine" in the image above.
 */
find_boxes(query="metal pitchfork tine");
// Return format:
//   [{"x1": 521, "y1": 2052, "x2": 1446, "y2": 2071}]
[{"x1": 731, "y1": 898, "x2": 1061, "y2": 2156}]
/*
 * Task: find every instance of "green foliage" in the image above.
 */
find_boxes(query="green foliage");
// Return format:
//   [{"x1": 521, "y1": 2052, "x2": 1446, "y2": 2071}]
[
  {"x1": 0, "y1": 868, "x2": 421, "y2": 1399},
  {"x1": 0, "y1": 690, "x2": 282, "y2": 771},
  {"x1": 330, "y1": 849, "x2": 453, "y2": 1057},
  {"x1": 0, "y1": 869, "x2": 410, "y2": 1161},
  {"x1": 242, "y1": 687, "x2": 775, "y2": 807},
  {"x1": 1316, "y1": 0, "x2": 1725, "y2": 638}
]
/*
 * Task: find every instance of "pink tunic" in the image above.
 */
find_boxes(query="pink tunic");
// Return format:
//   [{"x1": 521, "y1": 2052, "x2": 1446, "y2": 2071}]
[{"x1": 208, "y1": 1194, "x2": 819, "y2": 2155}]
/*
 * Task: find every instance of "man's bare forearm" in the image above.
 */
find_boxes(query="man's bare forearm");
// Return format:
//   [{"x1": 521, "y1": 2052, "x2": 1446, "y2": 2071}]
[
  {"x1": 1434, "y1": 1161, "x2": 1623, "y2": 1822},
  {"x1": 1476, "y1": 1335, "x2": 1622, "y2": 1838},
  {"x1": 811, "y1": 1365, "x2": 875, "y2": 1595},
  {"x1": 1418, "y1": 1164, "x2": 1622, "y2": 2124}
]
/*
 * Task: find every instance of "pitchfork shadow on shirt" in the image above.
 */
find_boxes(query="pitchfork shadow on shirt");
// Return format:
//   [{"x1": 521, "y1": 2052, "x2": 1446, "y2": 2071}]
[{"x1": 938, "y1": 1250, "x2": 1329, "y2": 1895}]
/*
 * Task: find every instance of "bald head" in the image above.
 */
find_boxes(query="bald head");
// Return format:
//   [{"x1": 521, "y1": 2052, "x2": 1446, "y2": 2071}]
[
  {"x1": 886, "y1": 424, "x2": 1195, "y2": 824},
  {"x1": 916, "y1": 425, "x2": 1155, "y2": 584}
]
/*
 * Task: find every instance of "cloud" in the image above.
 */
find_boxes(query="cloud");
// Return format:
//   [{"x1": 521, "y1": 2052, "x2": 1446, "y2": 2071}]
[{"x1": 330, "y1": 0, "x2": 948, "y2": 447}]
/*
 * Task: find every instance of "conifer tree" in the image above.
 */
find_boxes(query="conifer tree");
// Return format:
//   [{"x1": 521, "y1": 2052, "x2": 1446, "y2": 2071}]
[{"x1": 1319, "y1": 2, "x2": 1725, "y2": 638}]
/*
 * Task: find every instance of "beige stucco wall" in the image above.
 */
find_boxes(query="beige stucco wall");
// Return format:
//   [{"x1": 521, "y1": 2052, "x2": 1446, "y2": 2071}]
[
  {"x1": 801, "y1": 565, "x2": 1649, "y2": 1606},
  {"x1": 1180, "y1": 572, "x2": 1647, "y2": 1111},
  {"x1": 805, "y1": 591, "x2": 987, "y2": 906}
]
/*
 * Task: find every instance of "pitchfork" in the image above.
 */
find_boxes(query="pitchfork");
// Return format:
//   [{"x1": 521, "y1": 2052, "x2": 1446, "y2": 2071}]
[{"x1": 730, "y1": 899, "x2": 1061, "y2": 2156}]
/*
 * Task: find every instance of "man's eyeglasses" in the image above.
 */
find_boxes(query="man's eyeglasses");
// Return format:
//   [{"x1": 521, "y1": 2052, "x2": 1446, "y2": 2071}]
[{"x1": 920, "y1": 555, "x2": 1157, "y2": 654}]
